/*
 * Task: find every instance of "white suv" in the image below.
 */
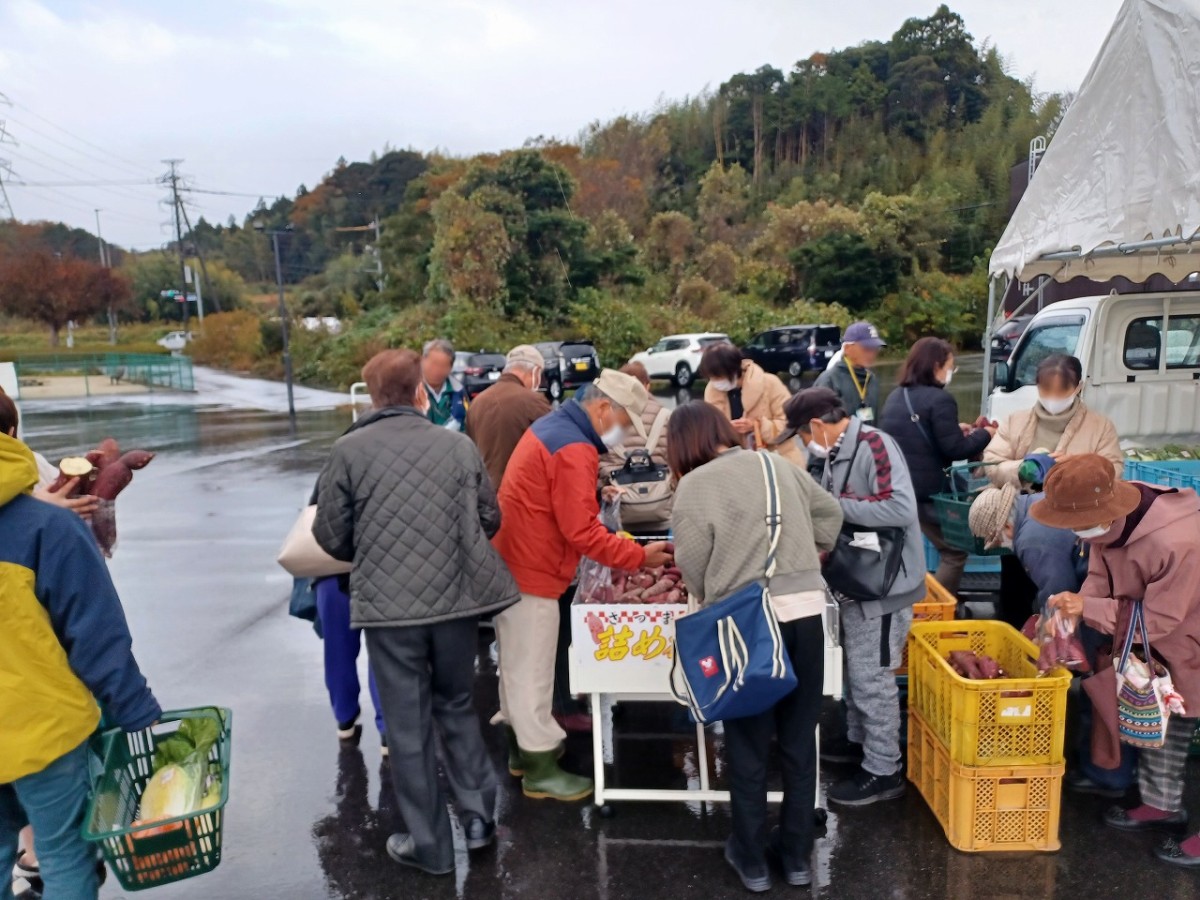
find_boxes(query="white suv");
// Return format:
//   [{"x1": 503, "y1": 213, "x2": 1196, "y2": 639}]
[{"x1": 628, "y1": 333, "x2": 729, "y2": 388}]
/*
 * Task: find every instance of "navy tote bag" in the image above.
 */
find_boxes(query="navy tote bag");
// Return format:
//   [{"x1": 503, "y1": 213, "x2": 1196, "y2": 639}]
[{"x1": 669, "y1": 451, "x2": 797, "y2": 723}]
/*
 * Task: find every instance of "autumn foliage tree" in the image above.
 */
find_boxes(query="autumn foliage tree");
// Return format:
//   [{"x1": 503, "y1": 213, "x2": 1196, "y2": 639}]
[{"x1": 0, "y1": 249, "x2": 112, "y2": 346}]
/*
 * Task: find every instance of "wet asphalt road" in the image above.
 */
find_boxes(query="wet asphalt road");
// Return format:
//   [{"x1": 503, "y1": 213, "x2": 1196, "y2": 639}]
[{"x1": 19, "y1": 390, "x2": 1200, "y2": 900}]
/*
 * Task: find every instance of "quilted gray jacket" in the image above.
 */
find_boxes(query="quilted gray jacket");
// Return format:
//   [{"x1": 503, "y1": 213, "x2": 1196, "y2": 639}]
[{"x1": 312, "y1": 406, "x2": 519, "y2": 627}]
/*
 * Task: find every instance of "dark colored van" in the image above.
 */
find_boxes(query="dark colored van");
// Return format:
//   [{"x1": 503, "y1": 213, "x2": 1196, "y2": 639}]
[{"x1": 741, "y1": 325, "x2": 842, "y2": 377}]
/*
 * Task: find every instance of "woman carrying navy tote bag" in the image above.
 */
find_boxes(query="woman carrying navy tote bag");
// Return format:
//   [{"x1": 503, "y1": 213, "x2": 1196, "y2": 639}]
[{"x1": 667, "y1": 403, "x2": 843, "y2": 892}]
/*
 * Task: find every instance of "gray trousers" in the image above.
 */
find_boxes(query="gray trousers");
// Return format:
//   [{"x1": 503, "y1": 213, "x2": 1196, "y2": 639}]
[
  {"x1": 841, "y1": 602, "x2": 913, "y2": 777},
  {"x1": 1139, "y1": 715, "x2": 1197, "y2": 812},
  {"x1": 366, "y1": 619, "x2": 497, "y2": 870}
]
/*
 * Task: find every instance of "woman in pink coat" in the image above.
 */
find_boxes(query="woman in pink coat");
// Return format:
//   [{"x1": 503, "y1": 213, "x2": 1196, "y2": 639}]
[{"x1": 1037, "y1": 454, "x2": 1200, "y2": 868}]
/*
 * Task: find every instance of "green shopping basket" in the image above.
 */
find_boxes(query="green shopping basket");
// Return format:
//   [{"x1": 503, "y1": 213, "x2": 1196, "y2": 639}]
[
  {"x1": 932, "y1": 462, "x2": 1011, "y2": 556},
  {"x1": 83, "y1": 707, "x2": 231, "y2": 892}
]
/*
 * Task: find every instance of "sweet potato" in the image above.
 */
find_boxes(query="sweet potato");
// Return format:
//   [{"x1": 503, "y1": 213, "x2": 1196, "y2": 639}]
[
  {"x1": 976, "y1": 654, "x2": 1004, "y2": 679},
  {"x1": 45, "y1": 457, "x2": 94, "y2": 496},
  {"x1": 644, "y1": 579, "x2": 673, "y2": 598},
  {"x1": 617, "y1": 588, "x2": 645, "y2": 603},
  {"x1": 92, "y1": 463, "x2": 132, "y2": 501},
  {"x1": 664, "y1": 567, "x2": 682, "y2": 579},
  {"x1": 949, "y1": 650, "x2": 984, "y2": 680},
  {"x1": 93, "y1": 438, "x2": 121, "y2": 468},
  {"x1": 662, "y1": 588, "x2": 684, "y2": 604},
  {"x1": 118, "y1": 449, "x2": 155, "y2": 471}
]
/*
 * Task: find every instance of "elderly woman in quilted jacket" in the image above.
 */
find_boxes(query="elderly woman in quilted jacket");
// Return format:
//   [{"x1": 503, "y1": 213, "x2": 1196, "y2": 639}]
[{"x1": 314, "y1": 348, "x2": 520, "y2": 879}]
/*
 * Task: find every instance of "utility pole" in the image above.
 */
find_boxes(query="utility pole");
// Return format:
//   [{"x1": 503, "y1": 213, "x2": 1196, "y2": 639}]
[
  {"x1": 163, "y1": 160, "x2": 190, "y2": 328},
  {"x1": 270, "y1": 231, "x2": 296, "y2": 431},
  {"x1": 373, "y1": 216, "x2": 383, "y2": 291},
  {"x1": 95, "y1": 209, "x2": 118, "y2": 344},
  {"x1": 177, "y1": 199, "x2": 221, "y2": 313}
]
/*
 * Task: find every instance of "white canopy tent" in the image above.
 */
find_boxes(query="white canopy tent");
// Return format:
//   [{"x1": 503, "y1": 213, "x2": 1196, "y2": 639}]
[{"x1": 982, "y1": 0, "x2": 1200, "y2": 404}]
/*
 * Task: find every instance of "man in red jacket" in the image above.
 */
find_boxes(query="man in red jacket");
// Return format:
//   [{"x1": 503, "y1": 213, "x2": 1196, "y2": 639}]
[{"x1": 493, "y1": 370, "x2": 672, "y2": 801}]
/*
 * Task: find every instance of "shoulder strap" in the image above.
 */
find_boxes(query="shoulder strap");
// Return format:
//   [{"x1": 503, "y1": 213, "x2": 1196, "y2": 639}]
[
  {"x1": 645, "y1": 407, "x2": 671, "y2": 456},
  {"x1": 757, "y1": 451, "x2": 783, "y2": 579},
  {"x1": 903, "y1": 388, "x2": 938, "y2": 453}
]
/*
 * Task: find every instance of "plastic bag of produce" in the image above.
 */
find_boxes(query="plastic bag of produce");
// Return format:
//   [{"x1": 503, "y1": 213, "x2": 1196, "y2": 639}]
[
  {"x1": 1035, "y1": 609, "x2": 1090, "y2": 673},
  {"x1": 90, "y1": 498, "x2": 117, "y2": 558},
  {"x1": 578, "y1": 498, "x2": 623, "y2": 604}
]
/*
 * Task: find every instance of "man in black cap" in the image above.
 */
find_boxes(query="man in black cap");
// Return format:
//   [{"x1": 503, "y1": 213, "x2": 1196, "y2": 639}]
[{"x1": 783, "y1": 387, "x2": 924, "y2": 808}]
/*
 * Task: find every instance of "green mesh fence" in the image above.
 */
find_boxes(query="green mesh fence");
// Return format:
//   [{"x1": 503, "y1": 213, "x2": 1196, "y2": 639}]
[{"x1": 14, "y1": 353, "x2": 195, "y2": 395}]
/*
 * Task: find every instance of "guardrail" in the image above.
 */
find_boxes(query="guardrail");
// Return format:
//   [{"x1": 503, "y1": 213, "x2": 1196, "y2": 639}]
[{"x1": 14, "y1": 353, "x2": 195, "y2": 395}]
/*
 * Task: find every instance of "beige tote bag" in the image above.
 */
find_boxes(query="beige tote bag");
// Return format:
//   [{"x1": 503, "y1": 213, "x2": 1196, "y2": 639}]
[{"x1": 277, "y1": 505, "x2": 353, "y2": 578}]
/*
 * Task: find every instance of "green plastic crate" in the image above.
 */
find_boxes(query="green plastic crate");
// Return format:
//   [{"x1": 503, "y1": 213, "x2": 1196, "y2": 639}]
[{"x1": 83, "y1": 707, "x2": 231, "y2": 892}]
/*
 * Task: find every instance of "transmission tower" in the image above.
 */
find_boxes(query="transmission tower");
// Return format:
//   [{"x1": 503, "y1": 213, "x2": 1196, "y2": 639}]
[{"x1": 0, "y1": 93, "x2": 16, "y2": 220}]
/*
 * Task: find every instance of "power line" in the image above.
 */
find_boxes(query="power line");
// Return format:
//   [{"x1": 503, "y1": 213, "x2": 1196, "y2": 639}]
[
  {"x1": 5, "y1": 144, "x2": 161, "y2": 206},
  {"x1": 179, "y1": 186, "x2": 268, "y2": 199},
  {"x1": 12, "y1": 179, "x2": 157, "y2": 188},
  {"x1": 8, "y1": 101, "x2": 153, "y2": 177},
  {"x1": 4, "y1": 114, "x2": 155, "y2": 182}
]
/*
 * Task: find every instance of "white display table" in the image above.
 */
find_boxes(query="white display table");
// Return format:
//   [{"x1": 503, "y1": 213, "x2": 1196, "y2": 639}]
[{"x1": 569, "y1": 597, "x2": 843, "y2": 814}]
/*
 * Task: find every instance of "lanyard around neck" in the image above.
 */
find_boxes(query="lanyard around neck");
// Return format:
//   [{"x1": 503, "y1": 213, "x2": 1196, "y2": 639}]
[{"x1": 845, "y1": 363, "x2": 870, "y2": 402}]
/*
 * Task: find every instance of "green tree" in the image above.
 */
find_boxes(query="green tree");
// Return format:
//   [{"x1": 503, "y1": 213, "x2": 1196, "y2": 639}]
[{"x1": 696, "y1": 161, "x2": 751, "y2": 245}]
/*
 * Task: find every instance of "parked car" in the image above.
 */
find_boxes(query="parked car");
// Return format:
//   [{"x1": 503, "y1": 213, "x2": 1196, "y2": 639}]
[
  {"x1": 741, "y1": 325, "x2": 842, "y2": 377},
  {"x1": 156, "y1": 330, "x2": 193, "y2": 352},
  {"x1": 988, "y1": 314, "x2": 1033, "y2": 363},
  {"x1": 628, "y1": 332, "x2": 729, "y2": 388},
  {"x1": 535, "y1": 340, "x2": 600, "y2": 400},
  {"x1": 452, "y1": 350, "x2": 508, "y2": 399}
]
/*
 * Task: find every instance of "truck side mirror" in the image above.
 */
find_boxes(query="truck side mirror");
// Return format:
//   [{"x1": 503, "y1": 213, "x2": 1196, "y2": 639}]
[{"x1": 993, "y1": 361, "x2": 1010, "y2": 391}]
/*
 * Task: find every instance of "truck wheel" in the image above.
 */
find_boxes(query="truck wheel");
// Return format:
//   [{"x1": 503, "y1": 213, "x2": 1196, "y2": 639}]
[
  {"x1": 675, "y1": 363, "x2": 693, "y2": 388},
  {"x1": 788, "y1": 361, "x2": 803, "y2": 378}
]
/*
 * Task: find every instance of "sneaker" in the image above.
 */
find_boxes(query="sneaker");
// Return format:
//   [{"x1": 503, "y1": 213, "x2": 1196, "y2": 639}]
[
  {"x1": 828, "y1": 767, "x2": 906, "y2": 807},
  {"x1": 13, "y1": 852, "x2": 38, "y2": 882},
  {"x1": 337, "y1": 715, "x2": 362, "y2": 743},
  {"x1": 723, "y1": 838, "x2": 771, "y2": 893},
  {"x1": 380, "y1": 733, "x2": 389, "y2": 759},
  {"x1": 819, "y1": 737, "x2": 864, "y2": 765},
  {"x1": 766, "y1": 826, "x2": 812, "y2": 887}
]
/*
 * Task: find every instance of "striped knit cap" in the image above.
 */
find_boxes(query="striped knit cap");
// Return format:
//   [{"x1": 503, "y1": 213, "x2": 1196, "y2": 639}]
[{"x1": 968, "y1": 484, "x2": 1017, "y2": 548}]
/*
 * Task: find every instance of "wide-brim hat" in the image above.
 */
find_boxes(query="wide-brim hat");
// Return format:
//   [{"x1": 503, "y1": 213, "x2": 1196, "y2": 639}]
[{"x1": 1029, "y1": 453, "x2": 1141, "y2": 530}]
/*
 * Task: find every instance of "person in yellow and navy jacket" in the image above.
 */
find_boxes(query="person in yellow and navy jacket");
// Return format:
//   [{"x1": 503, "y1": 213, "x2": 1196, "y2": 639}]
[{"x1": 0, "y1": 431, "x2": 160, "y2": 899}]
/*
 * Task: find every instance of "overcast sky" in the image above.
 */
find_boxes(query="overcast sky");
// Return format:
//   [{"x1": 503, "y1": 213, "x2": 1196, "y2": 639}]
[{"x1": 0, "y1": 0, "x2": 1123, "y2": 250}]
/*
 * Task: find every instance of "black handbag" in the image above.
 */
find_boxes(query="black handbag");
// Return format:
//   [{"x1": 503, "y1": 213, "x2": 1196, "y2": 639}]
[
  {"x1": 823, "y1": 522, "x2": 907, "y2": 603},
  {"x1": 822, "y1": 430, "x2": 908, "y2": 603}
]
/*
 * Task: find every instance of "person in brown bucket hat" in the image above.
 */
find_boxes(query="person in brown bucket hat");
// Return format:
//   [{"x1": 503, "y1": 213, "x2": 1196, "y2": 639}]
[
  {"x1": 1029, "y1": 452, "x2": 1141, "y2": 532},
  {"x1": 1034, "y1": 453, "x2": 1200, "y2": 867}
]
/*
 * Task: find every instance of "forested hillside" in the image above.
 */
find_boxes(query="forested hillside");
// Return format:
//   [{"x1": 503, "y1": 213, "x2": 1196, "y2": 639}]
[{"x1": 2, "y1": 6, "x2": 1066, "y2": 384}]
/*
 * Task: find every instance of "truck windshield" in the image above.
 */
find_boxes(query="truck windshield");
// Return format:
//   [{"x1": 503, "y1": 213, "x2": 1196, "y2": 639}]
[{"x1": 1011, "y1": 316, "x2": 1085, "y2": 387}]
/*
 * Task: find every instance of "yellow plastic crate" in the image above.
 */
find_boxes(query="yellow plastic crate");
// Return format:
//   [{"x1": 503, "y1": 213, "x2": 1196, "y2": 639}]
[
  {"x1": 896, "y1": 574, "x2": 958, "y2": 678},
  {"x1": 907, "y1": 620, "x2": 1070, "y2": 767},
  {"x1": 908, "y1": 709, "x2": 1062, "y2": 852}
]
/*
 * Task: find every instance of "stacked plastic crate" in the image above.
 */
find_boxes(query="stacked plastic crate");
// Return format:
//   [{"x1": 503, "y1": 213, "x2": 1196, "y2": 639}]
[{"x1": 905, "y1": 621, "x2": 1070, "y2": 852}]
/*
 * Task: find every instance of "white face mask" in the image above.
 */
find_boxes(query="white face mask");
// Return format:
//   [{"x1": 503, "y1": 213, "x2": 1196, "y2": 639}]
[
  {"x1": 601, "y1": 424, "x2": 625, "y2": 448},
  {"x1": 710, "y1": 379, "x2": 735, "y2": 392},
  {"x1": 1073, "y1": 523, "x2": 1110, "y2": 540},
  {"x1": 806, "y1": 439, "x2": 830, "y2": 459},
  {"x1": 1039, "y1": 393, "x2": 1077, "y2": 416},
  {"x1": 940, "y1": 368, "x2": 954, "y2": 387}
]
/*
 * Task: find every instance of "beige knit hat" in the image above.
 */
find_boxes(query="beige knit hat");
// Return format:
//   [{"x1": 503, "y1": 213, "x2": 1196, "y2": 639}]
[{"x1": 969, "y1": 484, "x2": 1017, "y2": 549}]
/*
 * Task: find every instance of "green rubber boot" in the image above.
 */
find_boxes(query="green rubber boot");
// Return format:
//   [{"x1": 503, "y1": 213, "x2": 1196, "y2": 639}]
[
  {"x1": 505, "y1": 727, "x2": 525, "y2": 777},
  {"x1": 520, "y1": 749, "x2": 593, "y2": 802},
  {"x1": 505, "y1": 727, "x2": 564, "y2": 777}
]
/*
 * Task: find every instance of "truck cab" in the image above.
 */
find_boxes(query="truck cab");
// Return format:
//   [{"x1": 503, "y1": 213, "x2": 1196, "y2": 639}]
[{"x1": 989, "y1": 292, "x2": 1200, "y2": 444}]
